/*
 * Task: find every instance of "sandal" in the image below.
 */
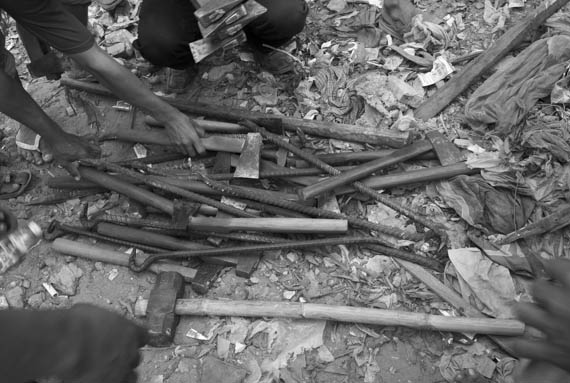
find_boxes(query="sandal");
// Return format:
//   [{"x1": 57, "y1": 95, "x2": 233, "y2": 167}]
[{"x1": 0, "y1": 170, "x2": 32, "y2": 200}]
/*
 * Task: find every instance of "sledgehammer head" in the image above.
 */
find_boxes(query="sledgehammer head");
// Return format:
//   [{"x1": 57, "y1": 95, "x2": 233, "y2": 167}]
[{"x1": 146, "y1": 272, "x2": 185, "y2": 347}]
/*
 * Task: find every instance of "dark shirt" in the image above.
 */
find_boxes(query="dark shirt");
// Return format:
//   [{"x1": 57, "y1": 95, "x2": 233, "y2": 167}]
[
  {"x1": 0, "y1": 0, "x2": 94, "y2": 54},
  {"x1": 0, "y1": 309, "x2": 75, "y2": 381}
]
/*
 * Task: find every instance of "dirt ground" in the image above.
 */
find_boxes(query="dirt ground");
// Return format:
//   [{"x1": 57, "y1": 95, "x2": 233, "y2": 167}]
[
  {"x1": 0, "y1": 79, "x2": 450, "y2": 383},
  {"x1": 1, "y1": 0, "x2": 563, "y2": 382}
]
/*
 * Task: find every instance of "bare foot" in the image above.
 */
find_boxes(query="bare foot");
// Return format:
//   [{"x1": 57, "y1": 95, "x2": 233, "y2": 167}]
[{"x1": 16, "y1": 124, "x2": 53, "y2": 165}]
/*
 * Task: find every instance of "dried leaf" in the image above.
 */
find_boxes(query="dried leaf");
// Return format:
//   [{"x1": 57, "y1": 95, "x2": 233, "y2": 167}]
[{"x1": 448, "y1": 248, "x2": 516, "y2": 318}]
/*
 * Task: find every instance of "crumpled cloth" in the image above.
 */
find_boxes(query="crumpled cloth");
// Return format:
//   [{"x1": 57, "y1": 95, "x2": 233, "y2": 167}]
[
  {"x1": 464, "y1": 35, "x2": 570, "y2": 135},
  {"x1": 436, "y1": 175, "x2": 535, "y2": 234}
]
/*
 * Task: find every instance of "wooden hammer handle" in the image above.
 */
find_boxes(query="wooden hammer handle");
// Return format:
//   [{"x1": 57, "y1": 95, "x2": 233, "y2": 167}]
[
  {"x1": 101, "y1": 128, "x2": 245, "y2": 153},
  {"x1": 52, "y1": 238, "x2": 197, "y2": 281},
  {"x1": 144, "y1": 115, "x2": 247, "y2": 134},
  {"x1": 134, "y1": 298, "x2": 525, "y2": 336},
  {"x1": 188, "y1": 217, "x2": 348, "y2": 234}
]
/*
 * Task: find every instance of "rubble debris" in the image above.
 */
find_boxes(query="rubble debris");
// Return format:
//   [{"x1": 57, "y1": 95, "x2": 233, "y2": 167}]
[
  {"x1": 5, "y1": 286, "x2": 24, "y2": 308},
  {"x1": 244, "y1": 359, "x2": 262, "y2": 383},
  {"x1": 258, "y1": 320, "x2": 326, "y2": 380},
  {"x1": 407, "y1": 14, "x2": 451, "y2": 49},
  {"x1": 0, "y1": 295, "x2": 8, "y2": 309},
  {"x1": 551, "y1": 72, "x2": 570, "y2": 104},
  {"x1": 364, "y1": 255, "x2": 397, "y2": 278},
  {"x1": 49, "y1": 263, "x2": 84, "y2": 296},
  {"x1": 42, "y1": 283, "x2": 59, "y2": 298},
  {"x1": 317, "y1": 345, "x2": 335, "y2": 363},
  {"x1": 417, "y1": 57, "x2": 455, "y2": 87},
  {"x1": 439, "y1": 343, "x2": 498, "y2": 382},
  {"x1": 253, "y1": 84, "x2": 278, "y2": 107},
  {"x1": 207, "y1": 63, "x2": 238, "y2": 82},
  {"x1": 27, "y1": 292, "x2": 45, "y2": 309},
  {"x1": 483, "y1": 0, "x2": 510, "y2": 32},
  {"x1": 201, "y1": 356, "x2": 248, "y2": 383},
  {"x1": 387, "y1": 76, "x2": 424, "y2": 108},
  {"x1": 326, "y1": 0, "x2": 346, "y2": 13},
  {"x1": 108, "y1": 268, "x2": 119, "y2": 281}
]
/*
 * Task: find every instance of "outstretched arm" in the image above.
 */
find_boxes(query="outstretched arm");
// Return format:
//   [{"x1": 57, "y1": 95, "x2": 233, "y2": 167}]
[
  {"x1": 2, "y1": 0, "x2": 203, "y2": 157},
  {"x1": 70, "y1": 44, "x2": 205, "y2": 157},
  {"x1": 0, "y1": 69, "x2": 66, "y2": 147},
  {"x1": 0, "y1": 68, "x2": 100, "y2": 168}
]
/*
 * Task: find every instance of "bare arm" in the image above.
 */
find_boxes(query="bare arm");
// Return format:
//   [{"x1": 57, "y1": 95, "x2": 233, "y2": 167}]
[
  {"x1": 0, "y1": 69, "x2": 67, "y2": 145},
  {"x1": 0, "y1": 68, "x2": 100, "y2": 169},
  {"x1": 69, "y1": 44, "x2": 205, "y2": 156}
]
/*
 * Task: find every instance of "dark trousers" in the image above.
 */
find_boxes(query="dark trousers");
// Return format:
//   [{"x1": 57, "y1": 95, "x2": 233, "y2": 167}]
[
  {"x1": 16, "y1": 1, "x2": 88, "y2": 79},
  {"x1": 18, "y1": 2, "x2": 88, "y2": 59},
  {"x1": 135, "y1": 0, "x2": 309, "y2": 69}
]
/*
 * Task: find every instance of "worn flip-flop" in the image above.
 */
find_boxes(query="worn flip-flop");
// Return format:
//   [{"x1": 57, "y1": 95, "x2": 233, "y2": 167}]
[
  {"x1": 0, "y1": 170, "x2": 32, "y2": 200},
  {"x1": 15, "y1": 125, "x2": 41, "y2": 152},
  {"x1": 15, "y1": 124, "x2": 53, "y2": 164}
]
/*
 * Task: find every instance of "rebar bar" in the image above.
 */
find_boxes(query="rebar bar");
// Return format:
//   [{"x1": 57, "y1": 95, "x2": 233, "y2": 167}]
[
  {"x1": 236, "y1": 198, "x2": 309, "y2": 218},
  {"x1": 129, "y1": 236, "x2": 442, "y2": 272},
  {"x1": 82, "y1": 161, "x2": 258, "y2": 219},
  {"x1": 191, "y1": 231, "x2": 293, "y2": 244},
  {"x1": 82, "y1": 213, "x2": 185, "y2": 231},
  {"x1": 46, "y1": 221, "x2": 165, "y2": 253},
  {"x1": 241, "y1": 120, "x2": 446, "y2": 237},
  {"x1": 198, "y1": 175, "x2": 423, "y2": 242},
  {"x1": 81, "y1": 210, "x2": 290, "y2": 244},
  {"x1": 168, "y1": 166, "x2": 358, "y2": 180}
]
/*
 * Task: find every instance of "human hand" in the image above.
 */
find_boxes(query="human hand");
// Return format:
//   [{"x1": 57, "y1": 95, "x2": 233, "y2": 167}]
[
  {"x1": 61, "y1": 304, "x2": 148, "y2": 383},
  {"x1": 512, "y1": 259, "x2": 570, "y2": 373},
  {"x1": 514, "y1": 360, "x2": 570, "y2": 383},
  {"x1": 47, "y1": 132, "x2": 101, "y2": 178},
  {"x1": 163, "y1": 112, "x2": 205, "y2": 157}
]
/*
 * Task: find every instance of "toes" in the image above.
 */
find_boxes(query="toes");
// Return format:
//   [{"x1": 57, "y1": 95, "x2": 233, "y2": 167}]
[
  {"x1": 38, "y1": 140, "x2": 53, "y2": 163},
  {"x1": 19, "y1": 149, "x2": 32, "y2": 163},
  {"x1": 16, "y1": 148, "x2": 52, "y2": 165},
  {"x1": 42, "y1": 152, "x2": 53, "y2": 163},
  {"x1": 32, "y1": 151, "x2": 43, "y2": 165}
]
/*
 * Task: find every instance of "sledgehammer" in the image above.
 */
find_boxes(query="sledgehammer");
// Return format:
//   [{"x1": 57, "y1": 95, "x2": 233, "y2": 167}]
[
  {"x1": 145, "y1": 272, "x2": 185, "y2": 347},
  {"x1": 134, "y1": 298, "x2": 525, "y2": 336}
]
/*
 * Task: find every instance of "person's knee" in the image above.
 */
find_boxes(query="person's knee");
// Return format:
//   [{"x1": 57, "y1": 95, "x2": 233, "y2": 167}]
[
  {"x1": 259, "y1": 0, "x2": 309, "y2": 41},
  {"x1": 274, "y1": 0, "x2": 309, "y2": 37},
  {"x1": 135, "y1": 28, "x2": 182, "y2": 67}
]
